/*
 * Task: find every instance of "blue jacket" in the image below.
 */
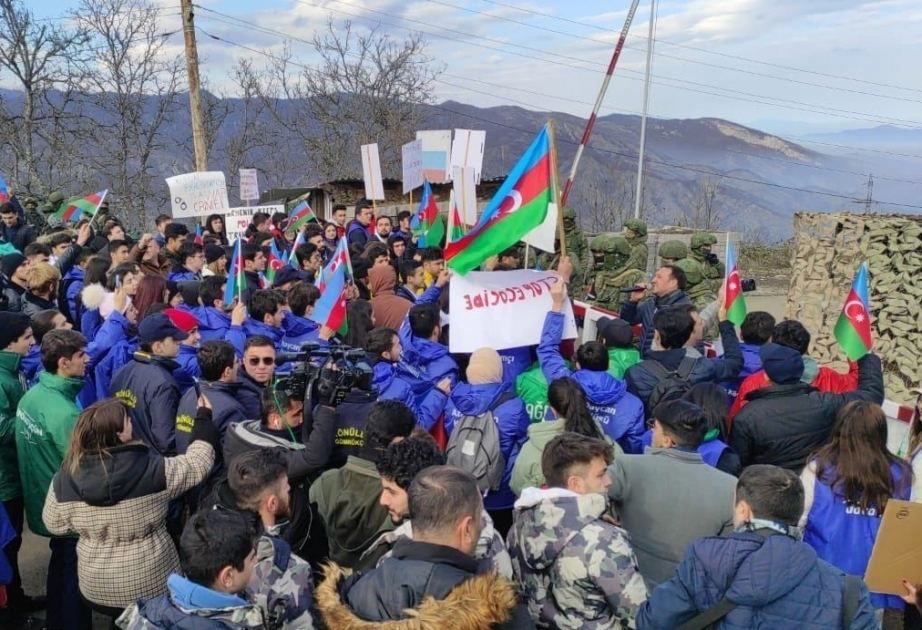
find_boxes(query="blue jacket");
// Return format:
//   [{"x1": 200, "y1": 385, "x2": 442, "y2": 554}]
[
  {"x1": 21, "y1": 346, "x2": 41, "y2": 387},
  {"x1": 93, "y1": 337, "x2": 137, "y2": 404},
  {"x1": 444, "y1": 381, "x2": 529, "y2": 511},
  {"x1": 397, "y1": 285, "x2": 458, "y2": 394},
  {"x1": 81, "y1": 308, "x2": 102, "y2": 342},
  {"x1": 78, "y1": 310, "x2": 133, "y2": 407},
  {"x1": 804, "y1": 461, "x2": 911, "y2": 610},
  {"x1": 61, "y1": 266, "x2": 84, "y2": 326},
  {"x1": 192, "y1": 306, "x2": 231, "y2": 343},
  {"x1": 227, "y1": 320, "x2": 285, "y2": 357},
  {"x1": 372, "y1": 360, "x2": 447, "y2": 431},
  {"x1": 620, "y1": 289, "x2": 691, "y2": 357},
  {"x1": 110, "y1": 353, "x2": 181, "y2": 456},
  {"x1": 722, "y1": 342, "x2": 764, "y2": 400},
  {"x1": 637, "y1": 530, "x2": 878, "y2": 629},
  {"x1": 280, "y1": 313, "x2": 323, "y2": 354},
  {"x1": 167, "y1": 268, "x2": 201, "y2": 284},
  {"x1": 126, "y1": 573, "x2": 262, "y2": 629},
  {"x1": 538, "y1": 311, "x2": 645, "y2": 454},
  {"x1": 173, "y1": 344, "x2": 201, "y2": 395},
  {"x1": 346, "y1": 220, "x2": 369, "y2": 247},
  {"x1": 499, "y1": 346, "x2": 533, "y2": 387}
]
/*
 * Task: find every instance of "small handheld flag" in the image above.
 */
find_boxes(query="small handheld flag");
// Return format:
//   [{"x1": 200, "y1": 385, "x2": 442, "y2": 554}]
[
  {"x1": 223, "y1": 239, "x2": 246, "y2": 307},
  {"x1": 288, "y1": 232, "x2": 305, "y2": 269},
  {"x1": 411, "y1": 181, "x2": 445, "y2": 248},
  {"x1": 288, "y1": 200, "x2": 318, "y2": 233},
  {"x1": 194, "y1": 224, "x2": 204, "y2": 246},
  {"x1": 55, "y1": 190, "x2": 108, "y2": 223},
  {"x1": 446, "y1": 191, "x2": 468, "y2": 245},
  {"x1": 312, "y1": 239, "x2": 349, "y2": 332},
  {"x1": 834, "y1": 262, "x2": 873, "y2": 361},
  {"x1": 0, "y1": 175, "x2": 9, "y2": 204},
  {"x1": 264, "y1": 241, "x2": 287, "y2": 286},
  {"x1": 723, "y1": 237, "x2": 747, "y2": 326}
]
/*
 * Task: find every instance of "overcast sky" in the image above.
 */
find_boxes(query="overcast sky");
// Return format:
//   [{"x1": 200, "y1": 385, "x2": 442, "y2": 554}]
[{"x1": 25, "y1": 0, "x2": 922, "y2": 137}]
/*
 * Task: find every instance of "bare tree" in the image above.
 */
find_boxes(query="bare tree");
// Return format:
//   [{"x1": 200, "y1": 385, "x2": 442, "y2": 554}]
[
  {"x1": 73, "y1": 0, "x2": 181, "y2": 229},
  {"x1": 690, "y1": 175, "x2": 723, "y2": 230},
  {"x1": 0, "y1": 0, "x2": 88, "y2": 194}
]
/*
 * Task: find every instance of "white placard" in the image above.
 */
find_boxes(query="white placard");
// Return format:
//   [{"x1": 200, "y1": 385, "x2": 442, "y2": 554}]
[
  {"x1": 239, "y1": 168, "x2": 259, "y2": 202},
  {"x1": 448, "y1": 269, "x2": 577, "y2": 353},
  {"x1": 416, "y1": 130, "x2": 452, "y2": 183},
  {"x1": 224, "y1": 205, "x2": 285, "y2": 243},
  {"x1": 452, "y1": 166, "x2": 478, "y2": 226},
  {"x1": 451, "y1": 129, "x2": 486, "y2": 184},
  {"x1": 165, "y1": 171, "x2": 231, "y2": 219},
  {"x1": 401, "y1": 140, "x2": 424, "y2": 194},
  {"x1": 361, "y1": 143, "x2": 385, "y2": 200},
  {"x1": 522, "y1": 202, "x2": 558, "y2": 253}
]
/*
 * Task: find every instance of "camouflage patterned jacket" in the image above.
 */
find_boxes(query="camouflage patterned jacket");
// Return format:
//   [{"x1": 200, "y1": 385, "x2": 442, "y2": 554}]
[
  {"x1": 508, "y1": 487, "x2": 648, "y2": 629},
  {"x1": 593, "y1": 268, "x2": 646, "y2": 311},
  {"x1": 358, "y1": 509, "x2": 513, "y2": 579},
  {"x1": 623, "y1": 244, "x2": 648, "y2": 277},
  {"x1": 248, "y1": 534, "x2": 316, "y2": 629}
]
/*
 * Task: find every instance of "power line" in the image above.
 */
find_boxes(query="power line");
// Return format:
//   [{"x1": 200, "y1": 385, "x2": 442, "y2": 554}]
[{"x1": 193, "y1": 26, "x2": 922, "y2": 211}]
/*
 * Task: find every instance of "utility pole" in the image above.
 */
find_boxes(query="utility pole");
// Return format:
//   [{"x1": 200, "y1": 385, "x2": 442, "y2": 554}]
[
  {"x1": 181, "y1": 0, "x2": 208, "y2": 171},
  {"x1": 633, "y1": 0, "x2": 657, "y2": 220},
  {"x1": 863, "y1": 173, "x2": 874, "y2": 214}
]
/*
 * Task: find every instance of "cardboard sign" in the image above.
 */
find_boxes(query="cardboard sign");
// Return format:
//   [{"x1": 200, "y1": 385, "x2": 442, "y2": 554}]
[
  {"x1": 361, "y1": 143, "x2": 385, "y2": 200},
  {"x1": 416, "y1": 130, "x2": 452, "y2": 183},
  {"x1": 224, "y1": 205, "x2": 285, "y2": 243},
  {"x1": 449, "y1": 269, "x2": 577, "y2": 353},
  {"x1": 239, "y1": 168, "x2": 259, "y2": 202},
  {"x1": 522, "y1": 202, "x2": 558, "y2": 253},
  {"x1": 451, "y1": 166, "x2": 478, "y2": 226},
  {"x1": 165, "y1": 171, "x2": 230, "y2": 219},
  {"x1": 865, "y1": 499, "x2": 922, "y2": 595},
  {"x1": 451, "y1": 129, "x2": 486, "y2": 184},
  {"x1": 401, "y1": 140, "x2": 424, "y2": 194}
]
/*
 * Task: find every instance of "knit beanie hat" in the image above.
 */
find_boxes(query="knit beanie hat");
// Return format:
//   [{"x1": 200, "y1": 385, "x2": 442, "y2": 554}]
[
  {"x1": 205, "y1": 243, "x2": 225, "y2": 264},
  {"x1": 1, "y1": 253, "x2": 26, "y2": 279},
  {"x1": 760, "y1": 342, "x2": 805, "y2": 385},
  {"x1": 0, "y1": 312, "x2": 32, "y2": 350},
  {"x1": 466, "y1": 347, "x2": 503, "y2": 385}
]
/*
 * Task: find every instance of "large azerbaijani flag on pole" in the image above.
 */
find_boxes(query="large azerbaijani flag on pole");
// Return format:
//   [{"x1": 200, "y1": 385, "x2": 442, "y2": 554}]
[
  {"x1": 445, "y1": 125, "x2": 552, "y2": 274},
  {"x1": 410, "y1": 181, "x2": 445, "y2": 248},
  {"x1": 723, "y1": 237, "x2": 747, "y2": 326},
  {"x1": 834, "y1": 262, "x2": 873, "y2": 361}
]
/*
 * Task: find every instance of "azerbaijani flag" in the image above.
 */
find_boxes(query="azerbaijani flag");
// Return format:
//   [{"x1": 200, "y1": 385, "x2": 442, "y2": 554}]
[
  {"x1": 446, "y1": 191, "x2": 467, "y2": 244},
  {"x1": 264, "y1": 241, "x2": 286, "y2": 285},
  {"x1": 288, "y1": 200, "x2": 317, "y2": 232},
  {"x1": 55, "y1": 189, "x2": 108, "y2": 223},
  {"x1": 0, "y1": 175, "x2": 9, "y2": 204},
  {"x1": 411, "y1": 181, "x2": 445, "y2": 248},
  {"x1": 446, "y1": 126, "x2": 551, "y2": 274},
  {"x1": 834, "y1": 262, "x2": 873, "y2": 361},
  {"x1": 288, "y1": 231, "x2": 305, "y2": 269},
  {"x1": 194, "y1": 224, "x2": 204, "y2": 246},
  {"x1": 223, "y1": 238, "x2": 246, "y2": 307},
  {"x1": 723, "y1": 238, "x2": 747, "y2": 326},
  {"x1": 312, "y1": 239, "x2": 349, "y2": 332}
]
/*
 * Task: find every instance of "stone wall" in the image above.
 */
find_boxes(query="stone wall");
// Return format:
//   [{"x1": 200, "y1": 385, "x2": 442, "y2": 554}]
[{"x1": 787, "y1": 212, "x2": 922, "y2": 404}]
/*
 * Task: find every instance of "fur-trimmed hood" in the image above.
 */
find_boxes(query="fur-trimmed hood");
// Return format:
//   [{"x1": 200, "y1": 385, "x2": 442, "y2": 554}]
[{"x1": 316, "y1": 562, "x2": 519, "y2": 629}]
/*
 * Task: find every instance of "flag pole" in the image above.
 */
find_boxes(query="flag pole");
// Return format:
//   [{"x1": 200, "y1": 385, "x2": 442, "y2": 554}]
[{"x1": 547, "y1": 119, "x2": 567, "y2": 259}]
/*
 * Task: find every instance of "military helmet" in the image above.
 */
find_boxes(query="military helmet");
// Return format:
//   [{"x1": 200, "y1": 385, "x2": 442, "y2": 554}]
[
  {"x1": 623, "y1": 219, "x2": 647, "y2": 238},
  {"x1": 590, "y1": 233, "x2": 617, "y2": 252},
  {"x1": 610, "y1": 235, "x2": 631, "y2": 256},
  {"x1": 658, "y1": 240, "x2": 688, "y2": 261},
  {"x1": 690, "y1": 232, "x2": 717, "y2": 249},
  {"x1": 47, "y1": 191, "x2": 66, "y2": 205}
]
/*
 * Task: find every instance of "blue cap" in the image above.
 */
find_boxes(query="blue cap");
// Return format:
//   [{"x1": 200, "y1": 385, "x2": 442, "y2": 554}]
[
  {"x1": 759, "y1": 342, "x2": 805, "y2": 385},
  {"x1": 271, "y1": 266, "x2": 306, "y2": 288},
  {"x1": 138, "y1": 313, "x2": 189, "y2": 345}
]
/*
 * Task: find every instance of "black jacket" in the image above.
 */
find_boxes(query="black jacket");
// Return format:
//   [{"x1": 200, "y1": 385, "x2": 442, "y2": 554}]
[
  {"x1": 176, "y1": 380, "x2": 246, "y2": 454},
  {"x1": 620, "y1": 289, "x2": 691, "y2": 356},
  {"x1": 328, "y1": 389, "x2": 378, "y2": 470},
  {"x1": 1, "y1": 277, "x2": 25, "y2": 312},
  {"x1": 730, "y1": 353, "x2": 884, "y2": 471},
  {"x1": 52, "y1": 442, "x2": 167, "y2": 506},
  {"x1": 21, "y1": 291, "x2": 58, "y2": 317},
  {"x1": 236, "y1": 370, "x2": 265, "y2": 419},
  {"x1": 110, "y1": 353, "x2": 181, "y2": 456},
  {"x1": 0, "y1": 220, "x2": 37, "y2": 252}
]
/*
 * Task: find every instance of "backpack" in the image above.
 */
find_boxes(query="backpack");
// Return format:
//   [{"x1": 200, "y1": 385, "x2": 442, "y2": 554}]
[
  {"x1": 642, "y1": 355, "x2": 698, "y2": 413},
  {"x1": 445, "y1": 391, "x2": 516, "y2": 493}
]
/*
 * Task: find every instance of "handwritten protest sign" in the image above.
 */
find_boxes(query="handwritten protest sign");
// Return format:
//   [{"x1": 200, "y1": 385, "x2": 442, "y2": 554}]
[
  {"x1": 165, "y1": 171, "x2": 230, "y2": 219},
  {"x1": 451, "y1": 129, "x2": 486, "y2": 184},
  {"x1": 224, "y1": 205, "x2": 284, "y2": 242},
  {"x1": 239, "y1": 168, "x2": 259, "y2": 202},
  {"x1": 402, "y1": 140, "x2": 424, "y2": 194},
  {"x1": 361, "y1": 143, "x2": 385, "y2": 200},
  {"x1": 449, "y1": 269, "x2": 577, "y2": 353}
]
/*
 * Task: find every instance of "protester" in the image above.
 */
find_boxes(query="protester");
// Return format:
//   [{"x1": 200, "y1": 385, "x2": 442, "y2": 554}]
[
  {"x1": 153, "y1": 214, "x2": 171, "y2": 248},
  {"x1": 131, "y1": 232, "x2": 171, "y2": 278},
  {"x1": 161, "y1": 223, "x2": 189, "y2": 270},
  {"x1": 280, "y1": 281, "x2": 324, "y2": 353},
  {"x1": 167, "y1": 242, "x2": 205, "y2": 283},
  {"x1": 398, "y1": 269, "x2": 458, "y2": 393},
  {"x1": 309, "y1": 400, "x2": 415, "y2": 568},
  {"x1": 397, "y1": 259, "x2": 424, "y2": 302},
  {"x1": 681, "y1": 382, "x2": 741, "y2": 475},
  {"x1": 347, "y1": 201, "x2": 373, "y2": 247},
  {"x1": 228, "y1": 289, "x2": 286, "y2": 356},
  {"x1": 620, "y1": 264, "x2": 691, "y2": 356},
  {"x1": 636, "y1": 465, "x2": 877, "y2": 629},
  {"x1": 59, "y1": 249, "x2": 93, "y2": 326},
  {"x1": 237, "y1": 335, "x2": 276, "y2": 418},
  {"x1": 15, "y1": 329, "x2": 91, "y2": 630},
  {"x1": 107, "y1": 240, "x2": 131, "y2": 269},
  {"x1": 800, "y1": 401, "x2": 913, "y2": 617},
  {"x1": 22, "y1": 262, "x2": 60, "y2": 316},
  {"x1": 42, "y1": 397, "x2": 217, "y2": 618},
  {"x1": 595, "y1": 316, "x2": 641, "y2": 379},
  {"x1": 192, "y1": 276, "x2": 233, "y2": 342},
  {"x1": 608, "y1": 400, "x2": 737, "y2": 586},
  {"x1": 117, "y1": 509, "x2": 268, "y2": 628},
  {"x1": 722, "y1": 310, "x2": 775, "y2": 399},
  {"x1": 2, "y1": 252, "x2": 31, "y2": 313},
  {"x1": 731, "y1": 343, "x2": 884, "y2": 471},
  {"x1": 538, "y1": 275, "x2": 645, "y2": 454},
  {"x1": 368, "y1": 264, "x2": 413, "y2": 330},
  {"x1": 317, "y1": 466, "x2": 533, "y2": 629},
  {"x1": 0, "y1": 202, "x2": 37, "y2": 252},
  {"x1": 203, "y1": 213, "x2": 228, "y2": 245},
  {"x1": 164, "y1": 307, "x2": 201, "y2": 394},
  {"x1": 203, "y1": 243, "x2": 226, "y2": 277},
  {"x1": 240, "y1": 243, "x2": 266, "y2": 306},
  {"x1": 419, "y1": 247, "x2": 444, "y2": 291}
]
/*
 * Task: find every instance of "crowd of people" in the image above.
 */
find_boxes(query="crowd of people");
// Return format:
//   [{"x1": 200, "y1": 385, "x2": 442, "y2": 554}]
[{"x1": 0, "y1": 194, "x2": 920, "y2": 629}]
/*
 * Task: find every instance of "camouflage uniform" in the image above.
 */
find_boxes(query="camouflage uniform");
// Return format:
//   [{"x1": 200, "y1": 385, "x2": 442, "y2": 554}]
[
  {"x1": 116, "y1": 585, "x2": 268, "y2": 629},
  {"x1": 590, "y1": 234, "x2": 646, "y2": 312},
  {"x1": 657, "y1": 240, "x2": 688, "y2": 266},
  {"x1": 359, "y1": 509, "x2": 513, "y2": 579},
  {"x1": 622, "y1": 219, "x2": 649, "y2": 275},
  {"x1": 508, "y1": 487, "x2": 648, "y2": 629},
  {"x1": 537, "y1": 207, "x2": 592, "y2": 290},
  {"x1": 682, "y1": 233, "x2": 724, "y2": 308},
  {"x1": 248, "y1": 534, "x2": 316, "y2": 629}
]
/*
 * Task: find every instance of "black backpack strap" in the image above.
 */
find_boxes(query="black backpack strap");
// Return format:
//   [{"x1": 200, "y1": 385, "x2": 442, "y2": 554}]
[
  {"x1": 841, "y1": 575, "x2": 860, "y2": 630},
  {"x1": 489, "y1": 390, "x2": 518, "y2": 412},
  {"x1": 676, "y1": 355, "x2": 699, "y2": 379},
  {"x1": 677, "y1": 598, "x2": 737, "y2": 630},
  {"x1": 640, "y1": 359, "x2": 672, "y2": 380}
]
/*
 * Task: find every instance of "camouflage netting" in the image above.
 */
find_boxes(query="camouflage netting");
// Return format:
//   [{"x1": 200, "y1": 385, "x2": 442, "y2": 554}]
[{"x1": 787, "y1": 212, "x2": 922, "y2": 405}]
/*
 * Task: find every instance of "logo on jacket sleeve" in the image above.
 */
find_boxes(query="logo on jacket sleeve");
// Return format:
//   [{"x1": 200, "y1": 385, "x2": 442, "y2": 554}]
[{"x1": 115, "y1": 389, "x2": 137, "y2": 409}]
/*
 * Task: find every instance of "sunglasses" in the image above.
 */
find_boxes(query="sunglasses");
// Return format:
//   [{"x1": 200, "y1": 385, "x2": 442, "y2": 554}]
[{"x1": 247, "y1": 357, "x2": 275, "y2": 366}]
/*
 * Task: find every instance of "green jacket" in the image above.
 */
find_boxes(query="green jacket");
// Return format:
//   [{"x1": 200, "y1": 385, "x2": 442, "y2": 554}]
[
  {"x1": 516, "y1": 362, "x2": 556, "y2": 423},
  {"x1": 0, "y1": 351, "x2": 26, "y2": 501},
  {"x1": 16, "y1": 371, "x2": 84, "y2": 537},
  {"x1": 510, "y1": 419, "x2": 565, "y2": 495},
  {"x1": 607, "y1": 347, "x2": 641, "y2": 380}
]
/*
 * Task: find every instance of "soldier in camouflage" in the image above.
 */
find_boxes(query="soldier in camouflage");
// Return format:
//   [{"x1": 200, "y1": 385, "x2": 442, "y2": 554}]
[
  {"x1": 622, "y1": 219, "x2": 649, "y2": 275},
  {"x1": 680, "y1": 233, "x2": 724, "y2": 308},
  {"x1": 590, "y1": 234, "x2": 646, "y2": 312},
  {"x1": 657, "y1": 240, "x2": 689, "y2": 266},
  {"x1": 538, "y1": 207, "x2": 592, "y2": 290},
  {"x1": 508, "y1": 433, "x2": 648, "y2": 629}
]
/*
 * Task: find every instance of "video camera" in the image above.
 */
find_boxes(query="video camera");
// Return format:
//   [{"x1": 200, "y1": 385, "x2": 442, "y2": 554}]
[{"x1": 275, "y1": 341, "x2": 373, "y2": 410}]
